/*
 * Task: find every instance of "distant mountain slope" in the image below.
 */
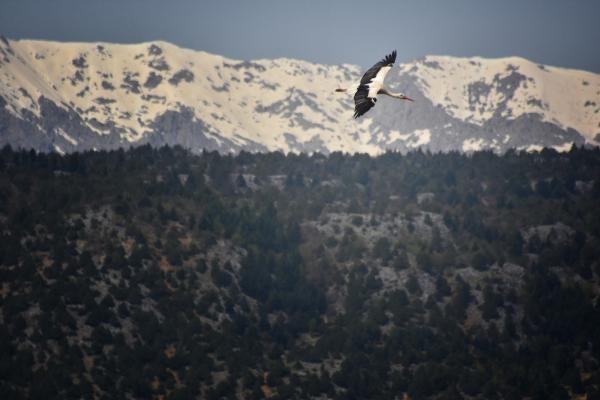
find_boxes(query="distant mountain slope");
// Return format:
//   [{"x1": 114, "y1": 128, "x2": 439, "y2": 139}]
[{"x1": 1, "y1": 37, "x2": 599, "y2": 154}]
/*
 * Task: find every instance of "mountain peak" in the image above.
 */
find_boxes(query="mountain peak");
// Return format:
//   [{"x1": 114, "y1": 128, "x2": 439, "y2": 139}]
[{"x1": 1, "y1": 38, "x2": 598, "y2": 154}]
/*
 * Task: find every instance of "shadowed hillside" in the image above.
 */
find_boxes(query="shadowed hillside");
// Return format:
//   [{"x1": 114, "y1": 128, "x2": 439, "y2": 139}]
[{"x1": 1, "y1": 145, "x2": 600, "y2": 399}]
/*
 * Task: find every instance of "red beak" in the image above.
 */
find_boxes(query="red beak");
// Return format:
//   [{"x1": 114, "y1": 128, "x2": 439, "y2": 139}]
[{"x1": 402, "y1": 96, "x2": 414, "y2": 102}]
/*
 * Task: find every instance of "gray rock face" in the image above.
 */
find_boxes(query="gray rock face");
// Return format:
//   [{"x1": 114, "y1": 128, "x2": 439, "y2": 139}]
[
  {"x1": 121, "y1": 73, "x2": 141, "y2": 94},
  {"x1": 255, "y1": 88, "x2": 336, "y2": 131},
  {"x1": 284, "y1": 133, "x2": 329, "y2": 154},
  {"x1": 143, "y1": 72, "x2": 163, "y2": 89},
  {"x1": 0, "y1": 95, "x2": 125, "y2": 152},
  {"x1": 141, "y1": 107, "x2": 268, "y2": 153},
  {"x1": 364, "y1": 71, "x2": 587, "y2": 153},
  {"x1": 168, "y1": 69, "x2": 194, "y2": 86}
]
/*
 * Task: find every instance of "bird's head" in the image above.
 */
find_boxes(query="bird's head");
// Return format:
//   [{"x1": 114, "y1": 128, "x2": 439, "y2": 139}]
[{"x1": 399, "y1": 93, "x2": 414, "y2": 102}]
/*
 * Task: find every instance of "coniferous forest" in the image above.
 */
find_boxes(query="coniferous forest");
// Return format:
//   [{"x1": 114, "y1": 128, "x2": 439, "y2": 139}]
[{"x1": 1, "y1": 145, "x2": 600, "y2": 399}]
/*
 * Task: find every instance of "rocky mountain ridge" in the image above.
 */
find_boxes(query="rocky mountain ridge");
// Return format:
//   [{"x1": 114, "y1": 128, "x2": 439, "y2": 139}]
[{"x1": 1, "y1": 36, "x2": 599, "y2": 154}]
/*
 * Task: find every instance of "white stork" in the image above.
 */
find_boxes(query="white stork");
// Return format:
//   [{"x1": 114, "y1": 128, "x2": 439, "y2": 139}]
[{"x1": 336, "y1": 50, "x2": 413, "y2": 118}]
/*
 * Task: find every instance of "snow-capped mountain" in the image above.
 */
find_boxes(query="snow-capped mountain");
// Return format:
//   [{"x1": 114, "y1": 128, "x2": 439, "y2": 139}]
[{"x1": 1, "y1": 36, "x2": 599, "y2": 154}]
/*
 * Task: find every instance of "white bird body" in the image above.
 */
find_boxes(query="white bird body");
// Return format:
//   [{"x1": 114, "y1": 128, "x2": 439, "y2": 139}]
[{"x1": 367, "y1": 65, "x2": 392, "y2": 98}]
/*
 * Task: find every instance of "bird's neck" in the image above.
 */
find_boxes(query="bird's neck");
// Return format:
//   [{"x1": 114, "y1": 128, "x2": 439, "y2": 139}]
[{"x1": 378, "y1": 88, "x2": 404, "y2": 98}]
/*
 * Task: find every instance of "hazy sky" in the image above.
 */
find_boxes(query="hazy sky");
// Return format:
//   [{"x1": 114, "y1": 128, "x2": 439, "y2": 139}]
[{"x1": 1, "y1": 0, "x2": 599, "y2": 71}]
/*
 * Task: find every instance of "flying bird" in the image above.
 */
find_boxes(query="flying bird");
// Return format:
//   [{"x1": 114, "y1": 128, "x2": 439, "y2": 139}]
[{"x1": 336, "y1": 50, "x2": 413, "y2": 118}]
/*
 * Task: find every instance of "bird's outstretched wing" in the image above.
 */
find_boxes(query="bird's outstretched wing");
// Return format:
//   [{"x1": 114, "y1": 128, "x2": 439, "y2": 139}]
[
  {"x1": 359, "y1": 50, "x2": 396, "y2": 86},
  {"x1": 353, "y1": 85, "x2": 376, "y2": 118},
  {"x1": 353, "y1": 50, "x2": 396, "y2": 118}
]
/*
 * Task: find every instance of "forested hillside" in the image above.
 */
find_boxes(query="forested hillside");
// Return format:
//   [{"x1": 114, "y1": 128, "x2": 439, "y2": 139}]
[{"x1": 1, "y1": 145, "x2": 600, "y2": 399}]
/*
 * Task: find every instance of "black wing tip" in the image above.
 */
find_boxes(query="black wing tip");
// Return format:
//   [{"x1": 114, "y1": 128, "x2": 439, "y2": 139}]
[
  {"x1": 353, "y1": 94, "x2": 376, "y2": 118},
  {"x1": 383, "y1": 50, "x2": 397, "y2": 66}
]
